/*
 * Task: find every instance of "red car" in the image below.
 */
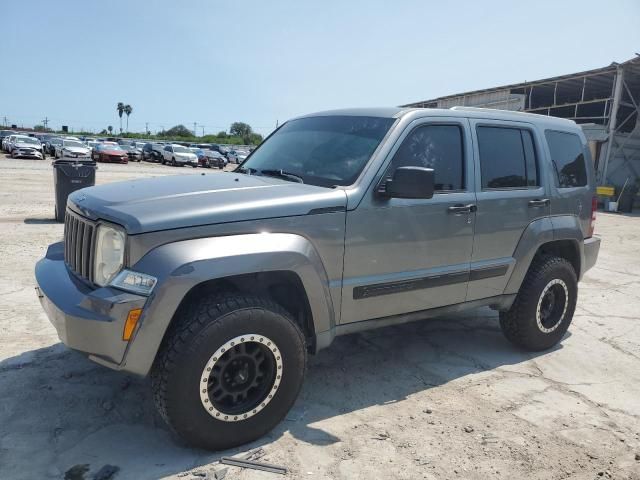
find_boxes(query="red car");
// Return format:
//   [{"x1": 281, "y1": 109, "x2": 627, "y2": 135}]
[{"x1": 92, "y1": 143, "x2": 129, "y2": 163}]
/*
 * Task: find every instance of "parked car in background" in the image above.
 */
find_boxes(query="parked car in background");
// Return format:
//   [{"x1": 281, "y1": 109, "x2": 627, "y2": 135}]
[
  {"x1": 2, "y1": 134, "x2": 16, "y2": 152},
  {"x1": 54, "y1": 139, "x2": 91, "y2": 159},
  {"x1": 151, "y1": 143, "x2": 166, "y2": 161},
  {"x1": 0, "y1": 130, "x2": 15, "y2": 147},
  {"x1": 9, "y1": 135, "x2": 44, "y2": 159},
  {"x1": 197, "y1": 149, "x2": 226, "y2": 169},
  {"x1": 5, "y1": 134, "x2": 32, "y2": 153},
  {"x1": 141, "y1": 143, "x2": 155, "y2": 162},
  {"x1": 44, "y1": 137, "x2": 62, "y2": 156},
  {"x1": 92, "y1": 143, "x2": 129, "y2": 163},
  {"x1": 86, "y1": 141, "x2": 100, "y2": 152},
  {"x1": 227, "y1": 148, "x2": 249, "y2": 164},
  {"x1": 162, "y1": 144, "x2": 198, "y2": 167},
  {"x1": 120, "y1": 144, "x2": 142, "y2": 162}
]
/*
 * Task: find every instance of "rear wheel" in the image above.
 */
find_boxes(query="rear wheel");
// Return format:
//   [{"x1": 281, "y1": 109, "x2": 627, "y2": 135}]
[
  {"x1": 151, "y1": 295, "x2": 306, "y2": 450},
  {"x1": 500, "y1": 255, "x2": 577, "y2": 351}
]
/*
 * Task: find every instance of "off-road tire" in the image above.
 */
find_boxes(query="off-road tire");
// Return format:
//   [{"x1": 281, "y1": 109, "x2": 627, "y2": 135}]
[
  {"x1": 151, "y1": 295, "x2": 306, "y2": 450},
  {"x1": 500, "y1": 255, "x2": 577, "y2": 351}
]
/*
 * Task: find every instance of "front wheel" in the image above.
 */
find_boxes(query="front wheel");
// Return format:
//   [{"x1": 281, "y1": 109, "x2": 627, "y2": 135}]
[
  {"x1": 151, "y1": 295, "x2": 306, "y2": 450},
  {"x1": 500, "y1": 255, "x2": 577, "y2": 351}
]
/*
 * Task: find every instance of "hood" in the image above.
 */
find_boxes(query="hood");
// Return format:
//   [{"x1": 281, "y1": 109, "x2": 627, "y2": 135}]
[
  {"x1": 101, "y1": 149, "x2": 127, "y2": 156},
  {"x1": 68, "y1": 172, "x2": 347, "y2": 234},
  {"x1": 63, "y1": 146, "x2": 89, "y2": 153}
]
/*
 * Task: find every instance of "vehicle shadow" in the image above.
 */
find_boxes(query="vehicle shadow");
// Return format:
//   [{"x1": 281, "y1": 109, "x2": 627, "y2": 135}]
[{"x1": 0, "y1": 308, "x2": 558, "y2": 479}]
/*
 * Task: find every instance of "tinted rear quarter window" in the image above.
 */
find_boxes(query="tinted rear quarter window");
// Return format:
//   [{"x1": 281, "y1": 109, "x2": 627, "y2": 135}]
[
  {"x1": 390, "y1": 124, "x2": 464, "y2": 191},
  {"x1": 477, "y1": 126, "x2": 538, "y2": 189},
  {"x1": 545, "y1": 130, "x2": 587, "y2": 187}
]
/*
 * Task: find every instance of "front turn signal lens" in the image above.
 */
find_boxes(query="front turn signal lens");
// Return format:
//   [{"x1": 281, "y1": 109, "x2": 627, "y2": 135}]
[{"x1": 123, "y1": 308, "x2": 143, "y2": 341}]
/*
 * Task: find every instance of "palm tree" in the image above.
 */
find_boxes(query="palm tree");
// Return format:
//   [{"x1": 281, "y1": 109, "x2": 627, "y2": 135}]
[
  {"x1": 124, "y1": 105, "x2": 132, "y2": 132},
  {"x1": 108, "y1": 125, "x2": 113, "y2": 135},
  {"x1": 116, "y1": 102, "x2": 125, "y2": 133}
]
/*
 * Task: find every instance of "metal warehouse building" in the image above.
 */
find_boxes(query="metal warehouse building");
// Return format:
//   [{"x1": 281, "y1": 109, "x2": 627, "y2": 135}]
[{"x1": 402, "y1": 56, "x2": 640, "y2": 191}]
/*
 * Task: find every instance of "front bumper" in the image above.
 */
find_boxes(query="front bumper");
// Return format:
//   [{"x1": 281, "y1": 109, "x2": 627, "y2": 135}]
[
  {"x1": 15, "y1": 149, "x2": 43, "y2": 159},
  {"x1": 35, "y1": 242, "x2": 147, "y2": 370},
  {"x1": 582, "y1": 236, "x2": 601, "y2": 276}
]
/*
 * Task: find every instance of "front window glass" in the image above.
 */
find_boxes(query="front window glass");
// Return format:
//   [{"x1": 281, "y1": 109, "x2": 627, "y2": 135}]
[
  {"x1": 241, "y1": 115, "x2": 395, "y2": 187},
  {"x1": 389, "y1": 124, "x2": 464, "y2": 191},
  {"x1": 173, "y1": 146, "x2": 189, "y2": 153},
  {"x1": 63, "y1": 140, "x2": 85, "y2": 148}
]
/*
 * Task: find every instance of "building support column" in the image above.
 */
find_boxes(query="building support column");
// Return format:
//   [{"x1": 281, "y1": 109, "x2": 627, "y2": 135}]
[{"x1": 601, "y1": 65, "x2": 624, "y2": 184}]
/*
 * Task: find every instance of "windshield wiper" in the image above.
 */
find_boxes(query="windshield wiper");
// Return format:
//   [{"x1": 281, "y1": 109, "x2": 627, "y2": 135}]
[
  {"x1": 259, "y1": 169, "x2": 304, "y2": 184},
  {"x1": 236, "y1": 166, "x2": 259, "y2": 175}
]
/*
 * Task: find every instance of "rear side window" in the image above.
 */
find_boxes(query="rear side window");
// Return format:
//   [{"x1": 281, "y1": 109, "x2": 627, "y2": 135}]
[
  {"x1": 390, "y1": 124, "x2": 464, "y2": 191},
  {"x1": 545, "y1": 130, "x2": 587, "y2": 187},
  {"x1": 477, "y1": 126, "x2": 538, "y2": 189}
]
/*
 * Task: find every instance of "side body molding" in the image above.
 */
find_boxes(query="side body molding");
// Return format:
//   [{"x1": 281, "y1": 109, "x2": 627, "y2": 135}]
[
  {"x1": 122, "y1": 233, "x2": 336, "y2": 376},
  {"x1": 504, "y1": 215, "x2": 584, "y2": 295}
]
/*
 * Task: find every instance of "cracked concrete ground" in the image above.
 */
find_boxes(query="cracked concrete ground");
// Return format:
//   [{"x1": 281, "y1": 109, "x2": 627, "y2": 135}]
[{"x1": 0, "y1": 157, "x2": 639, "y2": 480}]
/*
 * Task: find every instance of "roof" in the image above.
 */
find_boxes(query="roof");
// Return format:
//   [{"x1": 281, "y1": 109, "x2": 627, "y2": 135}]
[
  {"x1": 296, "y1": 107, "x2": 407, "y2": 119},
  {"x1": 402, "y1": 56, "x2": 640, "y2": 107}
]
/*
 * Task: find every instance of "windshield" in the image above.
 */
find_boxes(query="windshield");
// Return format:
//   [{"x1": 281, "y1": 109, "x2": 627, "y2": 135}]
[
  {"x1": 241, "y1": 115, "x2": 395, "y2": 187},
  {"x1": 100, "y1": 144, "x2": 122, "y2": 151},
  {"x1": 63, "y1": 140, "x2": 85, "y2": 148},
  {"x1": 173, "y1": 146, "x2": 189, "y2": 153},
  {"x1": 17, "y1": 137, "x2": 39, "y2": 144}
]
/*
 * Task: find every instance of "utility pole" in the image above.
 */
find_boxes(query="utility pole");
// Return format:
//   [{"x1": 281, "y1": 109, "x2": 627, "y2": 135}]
[
  {"x1": 42, "y1": 117, "x2": 49, "y2": 130},
  {"x1": 193, "y1": 122, "x2": 197, "y2": 137},
  {"x1": 201, "y1": 126, "x2": 205, "y2": 137},
  {"x1": 145, "y1": 122, "x2": 149, "y2": 134},
  {"x1": 2, "y1": 116, "x2": 7, "y2": 127}
]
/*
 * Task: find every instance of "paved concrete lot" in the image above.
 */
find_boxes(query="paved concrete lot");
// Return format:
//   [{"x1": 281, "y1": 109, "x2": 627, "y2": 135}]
[{"x1": 0, "y1": 156, "x2": 639, "y2": 480}]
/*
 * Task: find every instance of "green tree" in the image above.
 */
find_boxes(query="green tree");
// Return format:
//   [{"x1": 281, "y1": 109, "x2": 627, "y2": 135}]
[
  {"x1": 159, "y1": 124, "x2": 193, "y2": 137},
  {"x1": 124, "y1": 105, "x2": 132, "y2": 132},
  {"x1": 217, "y1": 130, "x2": 228, "y2": 139},
  {"x1": 230, "y1": 122, "x2": 252, "y2": 139},
  {"x1": 116, "y1": 102, "x2": 125, "y2": 133},
  {"x1": 107, "y1": 125, "x2": 113, "y2": 135},
  {"x1": 33, "y1": 124, "x2": 45, "y2": 131}
]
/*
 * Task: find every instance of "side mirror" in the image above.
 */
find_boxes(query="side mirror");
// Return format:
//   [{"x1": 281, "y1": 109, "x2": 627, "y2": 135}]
[{"x1": 379, "y1": 166, "x2": 435, "y2": 199}]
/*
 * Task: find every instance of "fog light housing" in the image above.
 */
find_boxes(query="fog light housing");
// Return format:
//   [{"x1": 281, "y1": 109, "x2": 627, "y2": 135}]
[{"x1": 110, "y1": 269, "x2": 157, "y2": 296}]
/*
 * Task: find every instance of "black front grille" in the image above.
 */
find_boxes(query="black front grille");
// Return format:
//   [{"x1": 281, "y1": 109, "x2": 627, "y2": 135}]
[{"x1": 64, "y1": 210, "x2": 96, "y2": 281}]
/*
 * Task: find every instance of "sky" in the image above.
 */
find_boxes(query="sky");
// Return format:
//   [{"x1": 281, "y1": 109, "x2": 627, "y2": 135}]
[{"x1": 1, "y1": 0, "x2": 639, "y2": 136}]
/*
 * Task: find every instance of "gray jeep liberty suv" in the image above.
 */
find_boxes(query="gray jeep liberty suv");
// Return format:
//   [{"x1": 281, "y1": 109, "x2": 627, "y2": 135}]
[{"x1": 35, "y1": 107, "x2": 600, "y2": 450}]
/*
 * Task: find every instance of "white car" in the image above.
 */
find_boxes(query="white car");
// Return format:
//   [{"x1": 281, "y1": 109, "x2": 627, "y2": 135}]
[
  {"x1": 162, "y1": 144, "x2": 198, "y2": 167},
  {"x1": 9, "y1": 135, "x2": 44, "y2": 159},
  {"x1": 227, "y1": 149, "x2": 250, "y2": 164},
  {"x1": 54, "y1": 139, "x2": 91, "y2": 159}
]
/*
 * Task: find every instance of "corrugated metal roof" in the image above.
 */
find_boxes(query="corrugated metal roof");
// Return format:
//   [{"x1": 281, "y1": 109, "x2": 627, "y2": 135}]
[{"x1": 402, "y1": 56, "x2": 640, "y2": 108}]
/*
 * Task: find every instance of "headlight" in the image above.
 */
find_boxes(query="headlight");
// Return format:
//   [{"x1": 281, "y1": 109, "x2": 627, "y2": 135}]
[
  {"x1": 110, "y1": 269, "x2": 157, "y2": 295},
  {"x1": 94, "y1": 224, "x2": 125, "y2": 286}
]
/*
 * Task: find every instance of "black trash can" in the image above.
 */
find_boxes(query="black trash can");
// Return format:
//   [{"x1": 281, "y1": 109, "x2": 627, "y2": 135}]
[{"x1": 53, "y1": 159, "x2": 97, "y2": 222}]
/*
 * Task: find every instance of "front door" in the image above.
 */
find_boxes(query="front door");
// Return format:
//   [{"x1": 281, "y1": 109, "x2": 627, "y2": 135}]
[
  {"x1": 341, "y1": 118, "x2": 476, "y2": 324},
  {"x1": 466, "y1": 119, "x2": 550, "y2": 301}
]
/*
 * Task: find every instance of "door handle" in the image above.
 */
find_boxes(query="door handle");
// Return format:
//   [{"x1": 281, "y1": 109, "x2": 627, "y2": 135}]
[
  {"x1": 528, "y1": 198, "x2": 550, "y2": 208},
  {"x1": 448, "y1": 204, "x2": 477, "y2": 214}
]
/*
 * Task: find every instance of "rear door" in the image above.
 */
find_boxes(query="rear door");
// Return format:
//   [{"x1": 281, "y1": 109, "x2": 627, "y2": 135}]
[{"x1": 467, "y1": 119, "x2": 550, "y2": 301}]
